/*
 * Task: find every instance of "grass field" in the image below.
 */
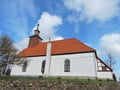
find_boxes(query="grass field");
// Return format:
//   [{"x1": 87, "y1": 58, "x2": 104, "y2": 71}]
[{"x1": 0, "y1": 76, "x2": 117, "y2": 83}]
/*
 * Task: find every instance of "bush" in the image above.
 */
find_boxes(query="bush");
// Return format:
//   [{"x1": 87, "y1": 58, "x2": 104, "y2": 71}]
[
  {"x1": 38, "y1": 76, "x2": 42, "y2": 78},
  {"x1": 98, "y1": 79, "x2": 102, "y2": 81},
  {"x1": 107, "y1": 79, "x2": 110, "y2": 81},
  {"x1": 57, "y1": 77, "x2": 61, "y2": 80},
  {"x1": 88, "y1": 78, "x2": 91, "y2": 81}
]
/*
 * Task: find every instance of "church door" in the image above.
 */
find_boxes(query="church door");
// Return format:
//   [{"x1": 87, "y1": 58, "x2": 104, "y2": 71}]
[{"x1": 41, "y1": 60, "x2": 46, "y2": 74}]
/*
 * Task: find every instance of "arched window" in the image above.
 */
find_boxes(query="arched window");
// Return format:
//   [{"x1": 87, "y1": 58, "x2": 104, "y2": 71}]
[
  {"x1": 41, "y1": 60, "x2": 46, "y2": 74},
  {"x1": 22, "y1": 61, "x2": 27, "y2": 72},
  {"x1": 6, "y1": 68, "x2": 11, "y2": 76},
  {"x1": 64, "y1": 59, "x2": 70, "y2": 72}
]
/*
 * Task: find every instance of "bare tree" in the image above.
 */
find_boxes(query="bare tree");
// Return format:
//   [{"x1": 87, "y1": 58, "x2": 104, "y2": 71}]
[
  {"x1": 13, "y1": 57, "x2": 29, "y2": 66},
  {"x1": 0, "y1": 34, "x2": 17, "y2": 75},
  {"x1": 106, "y1": 53, "x2": 116, "y2": 69}
]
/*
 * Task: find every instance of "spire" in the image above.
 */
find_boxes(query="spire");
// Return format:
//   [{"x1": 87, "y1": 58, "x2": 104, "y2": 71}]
[
  {"x1": 37, "y1": 24, "x2": 39, "y2": 30},
  {"x1": 34, "y1": 24, "x2": 40, "y2": 36}
]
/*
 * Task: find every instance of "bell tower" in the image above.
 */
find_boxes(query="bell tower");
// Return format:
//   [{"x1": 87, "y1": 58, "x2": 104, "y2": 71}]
[{"x1": 28, "y1": 24, "x2": 43, "y2": 47}]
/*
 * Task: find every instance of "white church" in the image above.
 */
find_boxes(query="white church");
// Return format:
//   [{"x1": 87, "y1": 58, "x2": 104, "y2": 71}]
[{"x1": 11, "y1": 25, "x2": 114, "y2": 80}]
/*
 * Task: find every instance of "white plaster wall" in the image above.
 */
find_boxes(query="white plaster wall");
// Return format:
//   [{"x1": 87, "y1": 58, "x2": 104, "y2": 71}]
[
  {"x1": 11, "y1": 52, "x2": 98, "y2": 78},
  {"x1": 97, "y1": 72, "x2": 113, "y2": 80},
  {"x1": 10, "y1": 56, "x2": 45, "y2": 77},
  {"x1": 50, "y1": 52, "x2": 97, "y2": 78}
]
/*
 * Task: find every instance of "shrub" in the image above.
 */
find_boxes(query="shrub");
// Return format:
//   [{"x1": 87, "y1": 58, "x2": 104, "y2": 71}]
[
  {"x1": 57, "y1": 77, "x2": 61, "y2": 80},
  {"x1": 88, "y1": 78, "x2": 91, "y2": 81}
]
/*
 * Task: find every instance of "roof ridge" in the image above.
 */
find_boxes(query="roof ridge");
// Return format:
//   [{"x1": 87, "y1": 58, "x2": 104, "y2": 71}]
[{"x1": 39, "y1": 38, "x2": 76, "y2": 43}]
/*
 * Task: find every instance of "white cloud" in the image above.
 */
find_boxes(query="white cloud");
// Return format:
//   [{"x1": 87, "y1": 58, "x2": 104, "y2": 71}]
[
  {"x1": 15, "y1": 38, "x2": 29, "y2": 51},
  {"x1": 64, "y1": 0, "x2": 120, "y2": 22},
  {"x1": 15, "y1": 12, "x2": 63, "y2": 51},
  {"x1": 74, "y1": 23, "x2": 80, "y2": 34},
  {"x1": 32, "y1": 12, "x2": 63, "y2": 41},
  {"x1": 99, "y1": 33, "x2": 120, "y2": 81},
  {"x1": 100, "y1": 33, "x2": 120, "y2": 57}
]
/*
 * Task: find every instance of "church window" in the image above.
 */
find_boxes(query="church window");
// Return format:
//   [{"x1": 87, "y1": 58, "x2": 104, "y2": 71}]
[
  {"x1": 41, "y1": 60, "x2": 46, "y2": 74},
  {"x1": 64, "y1": 59, "x2": 70, "y2": 72},
  {"x1": 22, "y1": 61, "x2": 27, "y2": 72}
]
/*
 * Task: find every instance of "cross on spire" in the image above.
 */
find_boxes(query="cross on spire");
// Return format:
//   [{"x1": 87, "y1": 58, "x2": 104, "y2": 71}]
[{"x1": 37, "y1": 24, "x2": 39, "y2": 30}]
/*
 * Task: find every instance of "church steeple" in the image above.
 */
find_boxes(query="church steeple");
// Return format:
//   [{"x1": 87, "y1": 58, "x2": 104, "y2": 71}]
[
  {"x1": 34, "y1": 24, "x2": 40, "y2": 36},
  {"x1": 28, "y1": 24, "x2": 43, "y2": 47}
]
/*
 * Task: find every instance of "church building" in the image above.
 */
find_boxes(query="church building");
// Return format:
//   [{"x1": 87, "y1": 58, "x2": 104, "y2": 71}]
[{"x1": 11, "y1": 25, "x2": 114, "y2": 80}]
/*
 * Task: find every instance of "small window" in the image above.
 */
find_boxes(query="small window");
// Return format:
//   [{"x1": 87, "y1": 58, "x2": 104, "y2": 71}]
[
  {"x1": 41, "y1": 60, "x2": 46, "y2": 74},
  {"x1": 22, "y1": 61, "x2": 27, "y2": 72},
  {"x1": 102, "y1": 66, "x2": 107, "y2": 71},
  {"x1": 64, "y1": 59, "x2": 70, "y2": 72}
]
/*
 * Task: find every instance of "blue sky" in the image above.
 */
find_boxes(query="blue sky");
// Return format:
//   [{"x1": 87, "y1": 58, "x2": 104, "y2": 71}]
[{"x1": 0, "y1": 0, "x2": 120, "y2": 80}]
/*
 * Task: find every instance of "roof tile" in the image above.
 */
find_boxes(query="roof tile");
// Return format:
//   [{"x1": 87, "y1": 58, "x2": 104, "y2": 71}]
[{"x1": 18, "y1": 38, "x2": 95, "y2": 57}]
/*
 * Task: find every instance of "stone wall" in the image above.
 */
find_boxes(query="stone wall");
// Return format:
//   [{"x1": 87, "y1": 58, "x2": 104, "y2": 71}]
[{"x1": 0, "y1": 78, "x2": 120, "y2": 90}]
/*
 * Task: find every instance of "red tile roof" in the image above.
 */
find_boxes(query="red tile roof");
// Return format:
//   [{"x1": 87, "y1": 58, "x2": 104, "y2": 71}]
[{"x1": 18, "y1": 38, "x2": 95, "y2": 57}]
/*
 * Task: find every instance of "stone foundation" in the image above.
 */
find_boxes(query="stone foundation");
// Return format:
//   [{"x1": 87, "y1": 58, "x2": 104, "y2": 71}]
[{"x1": 0, "y1": 78, "x2": 119, "y2": 90}]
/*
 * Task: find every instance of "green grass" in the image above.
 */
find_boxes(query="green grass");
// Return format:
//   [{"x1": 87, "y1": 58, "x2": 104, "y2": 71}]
[
  {"x1": 0, "y1": 76, "x2": 18, "y2": 79},
  {"x1": 48, "y1": 77, "x2": 116, "y2": 83},
  {"x1": 0, "y1": 76, "x2": 117, "y2": 84}
]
